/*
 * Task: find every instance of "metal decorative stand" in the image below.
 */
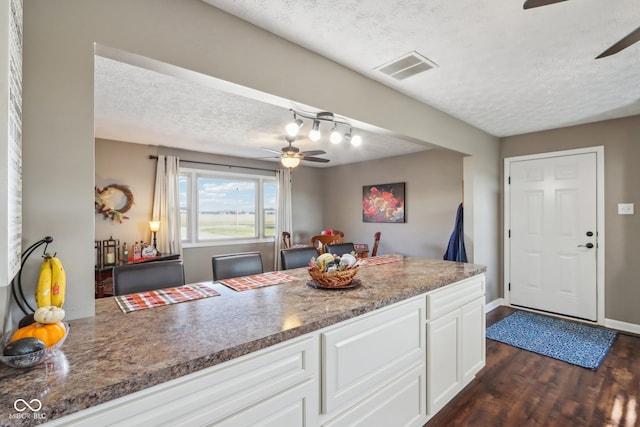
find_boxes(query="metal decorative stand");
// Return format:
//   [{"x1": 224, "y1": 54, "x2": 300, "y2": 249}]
[{"x1": 10, "y1": 236, "x2": 54, "y2": 315}]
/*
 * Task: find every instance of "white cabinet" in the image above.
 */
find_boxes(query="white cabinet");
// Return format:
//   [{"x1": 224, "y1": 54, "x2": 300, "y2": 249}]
[
  {"x1": 426, "y1": 274, "x2": 486, "y2": 416},
  {"x1": 47, "y1": 273, "x2": 486, "y2": 427},
  {"x1": 321, "y1": 295, "x2": 427, "y2": 427},
  {"x1": 47, "y1": 335, "x2": 318, "y2": 427}
]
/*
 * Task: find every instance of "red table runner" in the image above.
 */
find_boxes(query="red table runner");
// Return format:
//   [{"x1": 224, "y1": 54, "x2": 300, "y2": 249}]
[
  {"x1": 218, "y1": 271, "x2": 300, "y2": 292},
  {"x1": 115, "y1": 282, "x2": 221, "y2": 313}
]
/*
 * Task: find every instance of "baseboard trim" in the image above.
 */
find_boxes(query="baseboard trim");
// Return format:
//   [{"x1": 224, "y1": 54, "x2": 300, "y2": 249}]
[
  {"x1": 486, "y1": 298, "x2": 504, "y2": 313},
  {"x1": 604, "y1": 318, "x2": 640, "y2": 336}
]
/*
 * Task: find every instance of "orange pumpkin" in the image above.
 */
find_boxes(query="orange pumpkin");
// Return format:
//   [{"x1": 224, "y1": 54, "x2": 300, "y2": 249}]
[{"x1": 11, "y1": 322, "x2": 66, "y2": 348}]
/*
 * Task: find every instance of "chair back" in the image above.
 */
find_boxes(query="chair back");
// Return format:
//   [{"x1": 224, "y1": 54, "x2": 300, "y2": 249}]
[
  {"x1": 325, "y1": 242, "x2": 356, "y2": 257},
  {"x1": 212, "y1": 252, "x2": 263, "y2": 281},
  {"x1": 112, "y1": 259, "x2": 185, "y2": 296},
  {"x1": 310, "y1": 234, "x2": 343, "y2": 254},
  {"x1": 372, "y1": 232, "x2": 381, "y2": 257},
  {"x1": 280, "y1": 247, "x2": 318, "y2": 270},
  {"x1": 282, "y1": 231, "x2": 291, "y2": 249}
]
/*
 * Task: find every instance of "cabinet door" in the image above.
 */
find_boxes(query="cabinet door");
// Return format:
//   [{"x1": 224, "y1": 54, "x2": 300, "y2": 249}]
[
  {"x1": 322, "y1": 296, "x2": 425, "y2": 415},
  {"x1": 322, "y1": 363, "x2": 426, "y2": 427},
  {"x1": 461, "y1": 297, "x2": 485, "y2": 385},
  {"x1": 212, "y1": 379, "x2": 317, "y2": 427},
  {"x1": 427, "y1": 308, "x2": 461, "y2": 415}
]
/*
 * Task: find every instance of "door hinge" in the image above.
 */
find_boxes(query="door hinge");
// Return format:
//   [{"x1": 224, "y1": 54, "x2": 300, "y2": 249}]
[
  {"x1": 508, "y1": 229, "x2": 511, "y2": 238},
  {"x1": 508, "y1": 282, "x2": 511, "y2": 291},
  {"x1": 508, "y1": 176, "x2": 511, "y2": 185}
]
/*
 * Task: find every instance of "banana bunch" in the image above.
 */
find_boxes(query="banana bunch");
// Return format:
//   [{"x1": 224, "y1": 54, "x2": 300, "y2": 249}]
[{"x1": 35, "y1": 255, "x2": 66, "y2": 308}]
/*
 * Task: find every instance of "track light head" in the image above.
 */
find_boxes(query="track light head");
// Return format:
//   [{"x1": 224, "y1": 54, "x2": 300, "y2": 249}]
[
  {"x1": 309, "y1": 120, "x2": 321, "y2": 141},
  {"x1": 285, "y1": 114, "x2": 304, "y2": 137},
  {"x1": 330, "y1": 125, "x2": 342, "y2": 144}
]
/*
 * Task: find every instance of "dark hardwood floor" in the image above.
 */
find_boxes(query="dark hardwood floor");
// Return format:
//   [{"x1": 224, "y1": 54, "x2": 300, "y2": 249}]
[{"x1": 425, "y1": 306, "x2": 640, "y2": 427}]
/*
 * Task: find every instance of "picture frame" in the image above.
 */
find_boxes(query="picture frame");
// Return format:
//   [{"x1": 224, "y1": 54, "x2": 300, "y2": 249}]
[{"x1": 362, "y1": 182, "x2": 405, "y2": 223}]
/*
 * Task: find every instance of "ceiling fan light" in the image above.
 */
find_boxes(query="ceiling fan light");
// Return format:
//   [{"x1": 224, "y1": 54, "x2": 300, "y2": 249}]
[
  {"x1": 350, "y1": 134, "x2": 362, "y2": 147},
  {"x1": 330, "y1": 126, "x2": 342, "y2": 144},
  {"x1": 309, "y1": 120, "x2": 321, "y2": 141},
  {"x1": 281, "y1": 156, "x2": 301, "y2": 168}
]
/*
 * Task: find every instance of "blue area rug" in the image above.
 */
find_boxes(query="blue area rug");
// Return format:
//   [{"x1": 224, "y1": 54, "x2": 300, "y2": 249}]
[{"x1": 486, "y1": 311, "x2": 617, "y2": 369}]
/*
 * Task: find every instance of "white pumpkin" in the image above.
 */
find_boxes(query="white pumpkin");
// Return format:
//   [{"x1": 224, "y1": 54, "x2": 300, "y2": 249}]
[{"x1": 33, "y1": 306, "x2": 65, "y2": 324}]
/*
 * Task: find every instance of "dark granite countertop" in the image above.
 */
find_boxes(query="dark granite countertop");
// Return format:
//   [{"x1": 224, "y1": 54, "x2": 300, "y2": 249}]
[{"x1": 0, "y1": 256, "x2": 486, "y2": 426}]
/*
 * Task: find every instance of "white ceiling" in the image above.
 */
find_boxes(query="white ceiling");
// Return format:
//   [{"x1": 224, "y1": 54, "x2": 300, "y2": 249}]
[{"x1": 94, "y1": 0, "x2": 640, "y2": 167}]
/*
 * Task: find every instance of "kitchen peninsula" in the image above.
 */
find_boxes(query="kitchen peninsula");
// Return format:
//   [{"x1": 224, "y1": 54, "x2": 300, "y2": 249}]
[{"x1": 0, "y1": 256, "x2": 486, "y2": 426}]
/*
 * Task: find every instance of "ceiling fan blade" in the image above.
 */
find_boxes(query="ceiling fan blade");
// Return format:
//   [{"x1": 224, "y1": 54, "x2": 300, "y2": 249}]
[
  {"x1": 523, "y1": 0, "x2": 567, "y2": 9},
  {"x1": 302, "y1": 156, "x2": 330, "y2": 163},
  {"x1": 300, "y1": 150, "x2": 326, "y2": 156},
  {"x1": 595, "y1": 26, "x2": 640, "y2": 59},
  {"x1": 261, "y1": 147, "x2": 282, "y2": 155}
]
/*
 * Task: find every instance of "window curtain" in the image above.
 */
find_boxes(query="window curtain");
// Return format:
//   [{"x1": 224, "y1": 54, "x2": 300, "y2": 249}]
[
  {"x1": 152, "y1": 155, "x2": 182, "y2": 256},
  {"x1": 274, "y1": 168, "x2": 293, "y2": 270}
]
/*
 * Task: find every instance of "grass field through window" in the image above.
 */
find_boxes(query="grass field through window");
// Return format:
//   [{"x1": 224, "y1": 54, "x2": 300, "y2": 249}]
[{"x1": 196, "y1": 213, "x2": 275, "y2": 239}]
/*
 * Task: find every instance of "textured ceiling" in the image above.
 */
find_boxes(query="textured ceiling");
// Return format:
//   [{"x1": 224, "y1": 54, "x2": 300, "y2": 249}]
[
  {"x1": 94, "y1": 56, "x2": 432, "y2": 168},
  {"x1": 204, "y1": 0, "x2": 640, "y2": 137},
  {"x1": 94, "y1": 0, "x2": 640, "y2": 167}
]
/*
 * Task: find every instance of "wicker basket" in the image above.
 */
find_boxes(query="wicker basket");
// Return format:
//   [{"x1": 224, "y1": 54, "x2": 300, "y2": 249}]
[{"x1": 308, "y1": 266, "x2": 359, "y2": 288}]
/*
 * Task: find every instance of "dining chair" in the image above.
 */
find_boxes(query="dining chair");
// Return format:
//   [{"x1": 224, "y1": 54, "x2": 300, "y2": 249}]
[
  {"x1": 112, "y1": 259, "x2": 185, "y2": 296},
  {"x1": 330, "y1": 229, "x2": 345, "y2": 238},
  {"x1": 310, "y1": 234, "x2": 343, "y2": 254},
  {"x1": 372, "y1": 232, "x2": 381, "y2": 257},
  {"x1": 280, "y1": 247, "x2": 318, "y2": 270},
  {"x1": 212, "y1": 252, "x2": 263, "y2": 281},
  {"x1": 282, "y1": 231, "x2": 292, "y2": 249},
  {"x1": 325, "y1": 242, "x2": 356, "y2": 257}
]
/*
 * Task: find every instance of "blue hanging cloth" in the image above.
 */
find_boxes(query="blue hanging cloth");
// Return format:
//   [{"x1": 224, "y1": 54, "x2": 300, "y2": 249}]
[{"x1": 443, "y1": 202, "x2": 468, "y2": 262}]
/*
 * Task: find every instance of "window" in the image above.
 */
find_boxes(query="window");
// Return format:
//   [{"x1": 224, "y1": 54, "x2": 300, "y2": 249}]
[{"x1": 180, "y1": 168, "x2": 277, "y2": 246}]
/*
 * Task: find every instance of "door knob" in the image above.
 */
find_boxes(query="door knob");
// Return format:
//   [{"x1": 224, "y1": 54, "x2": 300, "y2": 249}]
[{"x1": 578, "y1": 243, "x2": 594, "y2": 249}]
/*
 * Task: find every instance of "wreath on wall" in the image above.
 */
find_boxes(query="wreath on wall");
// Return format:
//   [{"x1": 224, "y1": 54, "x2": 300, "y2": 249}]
[{"x1": 95, "y1": 184, "x2": 134, "y2": 223}]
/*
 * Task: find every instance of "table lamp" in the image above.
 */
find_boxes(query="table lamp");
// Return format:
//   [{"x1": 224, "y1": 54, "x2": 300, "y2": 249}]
[{"x1": 149, "y1": 221, "x2": 160, "y2": 254}]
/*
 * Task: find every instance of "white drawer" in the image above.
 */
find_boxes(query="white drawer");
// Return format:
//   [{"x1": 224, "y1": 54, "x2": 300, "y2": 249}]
[
  {"x1": 52, "y1": 335, "x2": 317, "y2": 427},
  {"x1": 426, "y1": 274, "x2": 485, "y2": 321},
  {"x1": 322, "y1": 363, "x2": 427, "y2": 427},
  {"x1": 321, "y1": 296, "x2": 425, "y2": 415}
]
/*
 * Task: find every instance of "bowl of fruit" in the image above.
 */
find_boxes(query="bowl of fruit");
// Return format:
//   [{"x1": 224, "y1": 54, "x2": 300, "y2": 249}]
[{"x1": 0, "y1": 306, "x2": 68, "y2": 369}]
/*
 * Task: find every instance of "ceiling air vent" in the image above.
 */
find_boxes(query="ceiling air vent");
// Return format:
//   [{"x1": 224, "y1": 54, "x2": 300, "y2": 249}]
[{"x1": 375, "y1": 51, "x2": 437, "y2": 80}]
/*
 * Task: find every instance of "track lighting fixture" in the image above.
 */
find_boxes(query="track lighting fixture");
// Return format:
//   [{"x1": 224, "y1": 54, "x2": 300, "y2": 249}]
[{"x1": 284, "y1": 109, "x2": 363, "y2": 147}]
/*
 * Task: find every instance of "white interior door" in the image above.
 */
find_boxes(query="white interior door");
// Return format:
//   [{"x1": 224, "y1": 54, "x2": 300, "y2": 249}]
[{"x1": 508, "y1": 152, "x2": 598, "y2": 321}]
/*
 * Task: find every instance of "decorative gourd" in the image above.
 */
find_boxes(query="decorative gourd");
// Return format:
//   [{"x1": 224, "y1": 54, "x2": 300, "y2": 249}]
[
  {"x1": 34, "y1": 306, "x2": 65, "y2": 324},
  {"x1": 11, "y1": 322, "x2": 66, "y2": 348}
]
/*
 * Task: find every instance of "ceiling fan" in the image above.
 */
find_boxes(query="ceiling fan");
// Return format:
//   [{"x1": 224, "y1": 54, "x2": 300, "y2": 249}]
[
  {"x1": 523, "y1": 0, "x2": 640, "y2": 59},
  {"x1": 262, "y1": 137, "x2": 329, "y2": 168}
]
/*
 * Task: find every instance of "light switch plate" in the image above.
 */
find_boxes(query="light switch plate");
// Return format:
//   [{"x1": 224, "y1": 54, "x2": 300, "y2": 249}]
[{"x1": 618, "y1": 203, "x2": 634, "y2": 215}]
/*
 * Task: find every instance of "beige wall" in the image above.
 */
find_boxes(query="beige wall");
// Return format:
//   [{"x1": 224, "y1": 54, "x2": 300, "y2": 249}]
[
  {"x1": 501, "y1": 115, "x2": 640, "y2": 325},
  {"x1": 322, "y1": 150, "x2": 464, "y2": 259},
  {"x1": 95, "y1": 139, "x2": 325, "y2": 284},
  {"x1": 17, "y1": 0, "x2": 499, "y2": 324},
  {"x1": 95, "y1": 140, "x2": 463, "y2": 284}
]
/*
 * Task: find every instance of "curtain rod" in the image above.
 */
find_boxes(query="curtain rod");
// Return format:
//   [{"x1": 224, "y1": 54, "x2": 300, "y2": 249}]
[{"x1": 149, "y1": 155, "x2": 277, "y2": 173}]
